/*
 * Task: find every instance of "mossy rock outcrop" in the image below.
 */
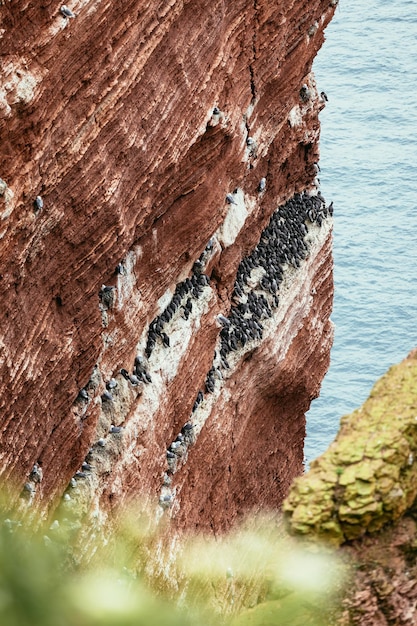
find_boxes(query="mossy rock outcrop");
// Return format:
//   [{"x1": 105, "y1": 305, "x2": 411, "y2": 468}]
[{"x1": 283, "y1": 348, "x2": 417, "y2": 546}]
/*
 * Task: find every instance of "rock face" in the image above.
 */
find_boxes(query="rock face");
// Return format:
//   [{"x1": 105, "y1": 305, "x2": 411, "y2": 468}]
[
  {"x1": 284, "y1": 349, "x2": 417, "y2": 546},
  {"x1": 339, "y1": 514, "x2": 417, "y2": 626},
  {"x1": 0, "y1": 0, "x2": 335, "y2": 528},
  {"x1": 284, "y1": 348, "x2": 417, "y2": 625}
]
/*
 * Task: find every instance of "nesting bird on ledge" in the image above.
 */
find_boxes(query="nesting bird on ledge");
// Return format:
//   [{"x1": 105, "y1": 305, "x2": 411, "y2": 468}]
[
  {"x1": 60, "y1": 5, "x2": 76, "y2": 18},
  {"x1": 33, "y1": 196, "x2": 43, "y2": 213},
  {"x1": 300, "y1": 84, "x2": 311, "y2": 102},
  {"x1": 99, "y1": 285, "x2": 116, "y2": 310}
]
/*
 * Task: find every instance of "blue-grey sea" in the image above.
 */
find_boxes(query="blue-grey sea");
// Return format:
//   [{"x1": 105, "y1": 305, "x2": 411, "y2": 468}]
[{"x1": 305, "y1": 0, "x2": 417, "y2": 465}]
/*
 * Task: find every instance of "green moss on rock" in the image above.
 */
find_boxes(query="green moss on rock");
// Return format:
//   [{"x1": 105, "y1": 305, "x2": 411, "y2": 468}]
[{"x1": 283, "y1": 349, "x2": 417, "y2": 546}]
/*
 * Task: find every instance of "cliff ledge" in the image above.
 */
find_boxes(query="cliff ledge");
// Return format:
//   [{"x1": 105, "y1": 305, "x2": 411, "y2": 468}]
[{"x1": 0, "y1": 0, "x2": 335, "y2": 532}]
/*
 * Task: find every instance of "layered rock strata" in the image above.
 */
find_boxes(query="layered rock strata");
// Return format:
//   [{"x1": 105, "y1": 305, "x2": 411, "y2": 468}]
[
  {"x1": 284, "y1": 349, "x2": 417, "y2": 546},
  {"x1": 284, "y1": 348, "x2": 417, "y2": 625},
  {"x1": 0, "y1": 0, "x2": 335, "y2": 529}
]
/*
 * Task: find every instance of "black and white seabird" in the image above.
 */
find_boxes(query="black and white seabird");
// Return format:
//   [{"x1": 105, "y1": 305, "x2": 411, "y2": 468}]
[
  {"x1": 159, "y1": 494, "x2": 173, "y2": 508},
  {"x1": 34, "y1": 196, "x2": 43, "y2": 212},
  {"x1": 99, "y1": 285, "x2": 116, "y2": 309},
  {"x1": 143, "y1": 371, "x2": 152, "y2": 384},
  {"x1": 129, "y1": 374, "x2": 141, "y2": 386},
  {"x1": 299, "y1": 84, "x2": 311, "y2": 102},
  {"x1": 193, "y1": 259, "x2": 204, "y2": 274},
  {"x1": 101, "y1": 284, "x2": 115, "y2": 293},
  {"x1": 163, "y1": 472, "x2": 172, "y2": 486},
  {"x1": 216, "y1": 314, "x2": 231, "y2": 327},
  {"x1": 60, "y1": 5, "x2": 76, "y2": 18},
  {"x1": 30, "y1": 463, "x2": 43, "y2": 483},
  {"x1": 77, "y1": 388, "x2": 89, "y2": 401},
  {"x1": 161, "y1": 332, "x2": 170, "y2": 348}
]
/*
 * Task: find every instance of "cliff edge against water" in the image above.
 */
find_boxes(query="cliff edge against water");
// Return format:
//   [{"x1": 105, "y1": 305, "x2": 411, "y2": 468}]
[
  {"x1": 284, "y1": 348, "x2": 417, "y2": 625},
  {"x1": 0, "y1": 0, "x2": 335, "y2": 531}
]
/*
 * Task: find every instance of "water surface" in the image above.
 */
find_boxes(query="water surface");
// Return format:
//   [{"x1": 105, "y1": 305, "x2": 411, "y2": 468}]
[{"x1": 305, "y1": 0, "x2": 417, "y2": 464}]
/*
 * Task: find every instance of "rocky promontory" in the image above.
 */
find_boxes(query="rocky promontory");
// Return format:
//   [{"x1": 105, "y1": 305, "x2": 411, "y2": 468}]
[{"x1": 284, "y1": 348, "x2": 417, "y2": 624}]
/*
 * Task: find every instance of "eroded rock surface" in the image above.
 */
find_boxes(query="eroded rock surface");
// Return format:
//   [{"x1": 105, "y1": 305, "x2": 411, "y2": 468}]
[
  {"x1": 0, "y1": 0, "x2": 335, "y2": 528},
  {"x1": 284, "y1": 349, "x2": 417, "y2": 546},
  {"x1": 284, "y1": 348, "x2": 417, "y2": 625}
]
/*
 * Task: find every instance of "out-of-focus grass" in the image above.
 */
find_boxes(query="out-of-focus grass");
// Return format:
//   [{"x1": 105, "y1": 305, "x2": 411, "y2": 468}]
[
  {"x1": 177, "y1": 515, "x2": 346, "y2": 625},
  {"x1": 0, "y1": 503, "x2": 347, "y2": 626}
]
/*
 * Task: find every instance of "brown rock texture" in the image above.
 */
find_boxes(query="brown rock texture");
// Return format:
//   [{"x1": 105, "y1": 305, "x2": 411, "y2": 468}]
[
  {"x1": 284, "y1": 349, "x2": 417, "y2": 546},
  {"x1": 0, "y1": 0, "x2": 335, "y2": 530},
  {"x1": 339, "y1": 350, "x2": 417, "y2": 626},
  {"x1": 282, "y1": 348, "x2": 417, "y2": 625},
  {"x1": 339, "y1": 514, "x2": 417, "y2": 626}
]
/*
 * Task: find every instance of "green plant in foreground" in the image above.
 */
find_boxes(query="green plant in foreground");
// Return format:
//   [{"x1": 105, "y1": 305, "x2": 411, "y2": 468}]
[
  {"x1": 178, "y1": 518, "x2": 346, "y2": 625},
  {"x1": 0, "y1": 505, "x2": 346, "y2": 626}
]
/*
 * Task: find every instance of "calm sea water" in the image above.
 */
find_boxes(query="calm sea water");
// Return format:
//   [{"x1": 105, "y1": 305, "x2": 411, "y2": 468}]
[{"x1": 304, "y1": 0, "x2": 417, "y2": 464}]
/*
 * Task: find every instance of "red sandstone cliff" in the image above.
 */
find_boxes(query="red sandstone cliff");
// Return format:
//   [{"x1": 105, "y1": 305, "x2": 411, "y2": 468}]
[{"x1": 0, "y1": 0, "x2": 335, "y2": 531}]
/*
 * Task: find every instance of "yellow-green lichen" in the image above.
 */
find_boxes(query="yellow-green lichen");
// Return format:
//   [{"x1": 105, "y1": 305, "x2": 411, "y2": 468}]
[{"x1": 284, "y1": 349, "x2": 417, "y2": 546}]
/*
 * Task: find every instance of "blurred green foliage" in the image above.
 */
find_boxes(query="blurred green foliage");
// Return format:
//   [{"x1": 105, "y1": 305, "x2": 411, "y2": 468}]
[{"x1": 0, "y1": 503, "x2": 346, "y2": 626}]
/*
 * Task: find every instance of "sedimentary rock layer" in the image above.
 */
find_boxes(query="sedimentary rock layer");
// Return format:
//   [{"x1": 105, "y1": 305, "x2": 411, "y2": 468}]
[
  {"x1": 0, "y1": 0, "x2": 335, "y2": 526},
  {"x1": 283, "y1": 348, "x2": 417, "y2": 625},
  {"x1": 284, "y1": 349, "x2": 417, "y2": 546}
]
